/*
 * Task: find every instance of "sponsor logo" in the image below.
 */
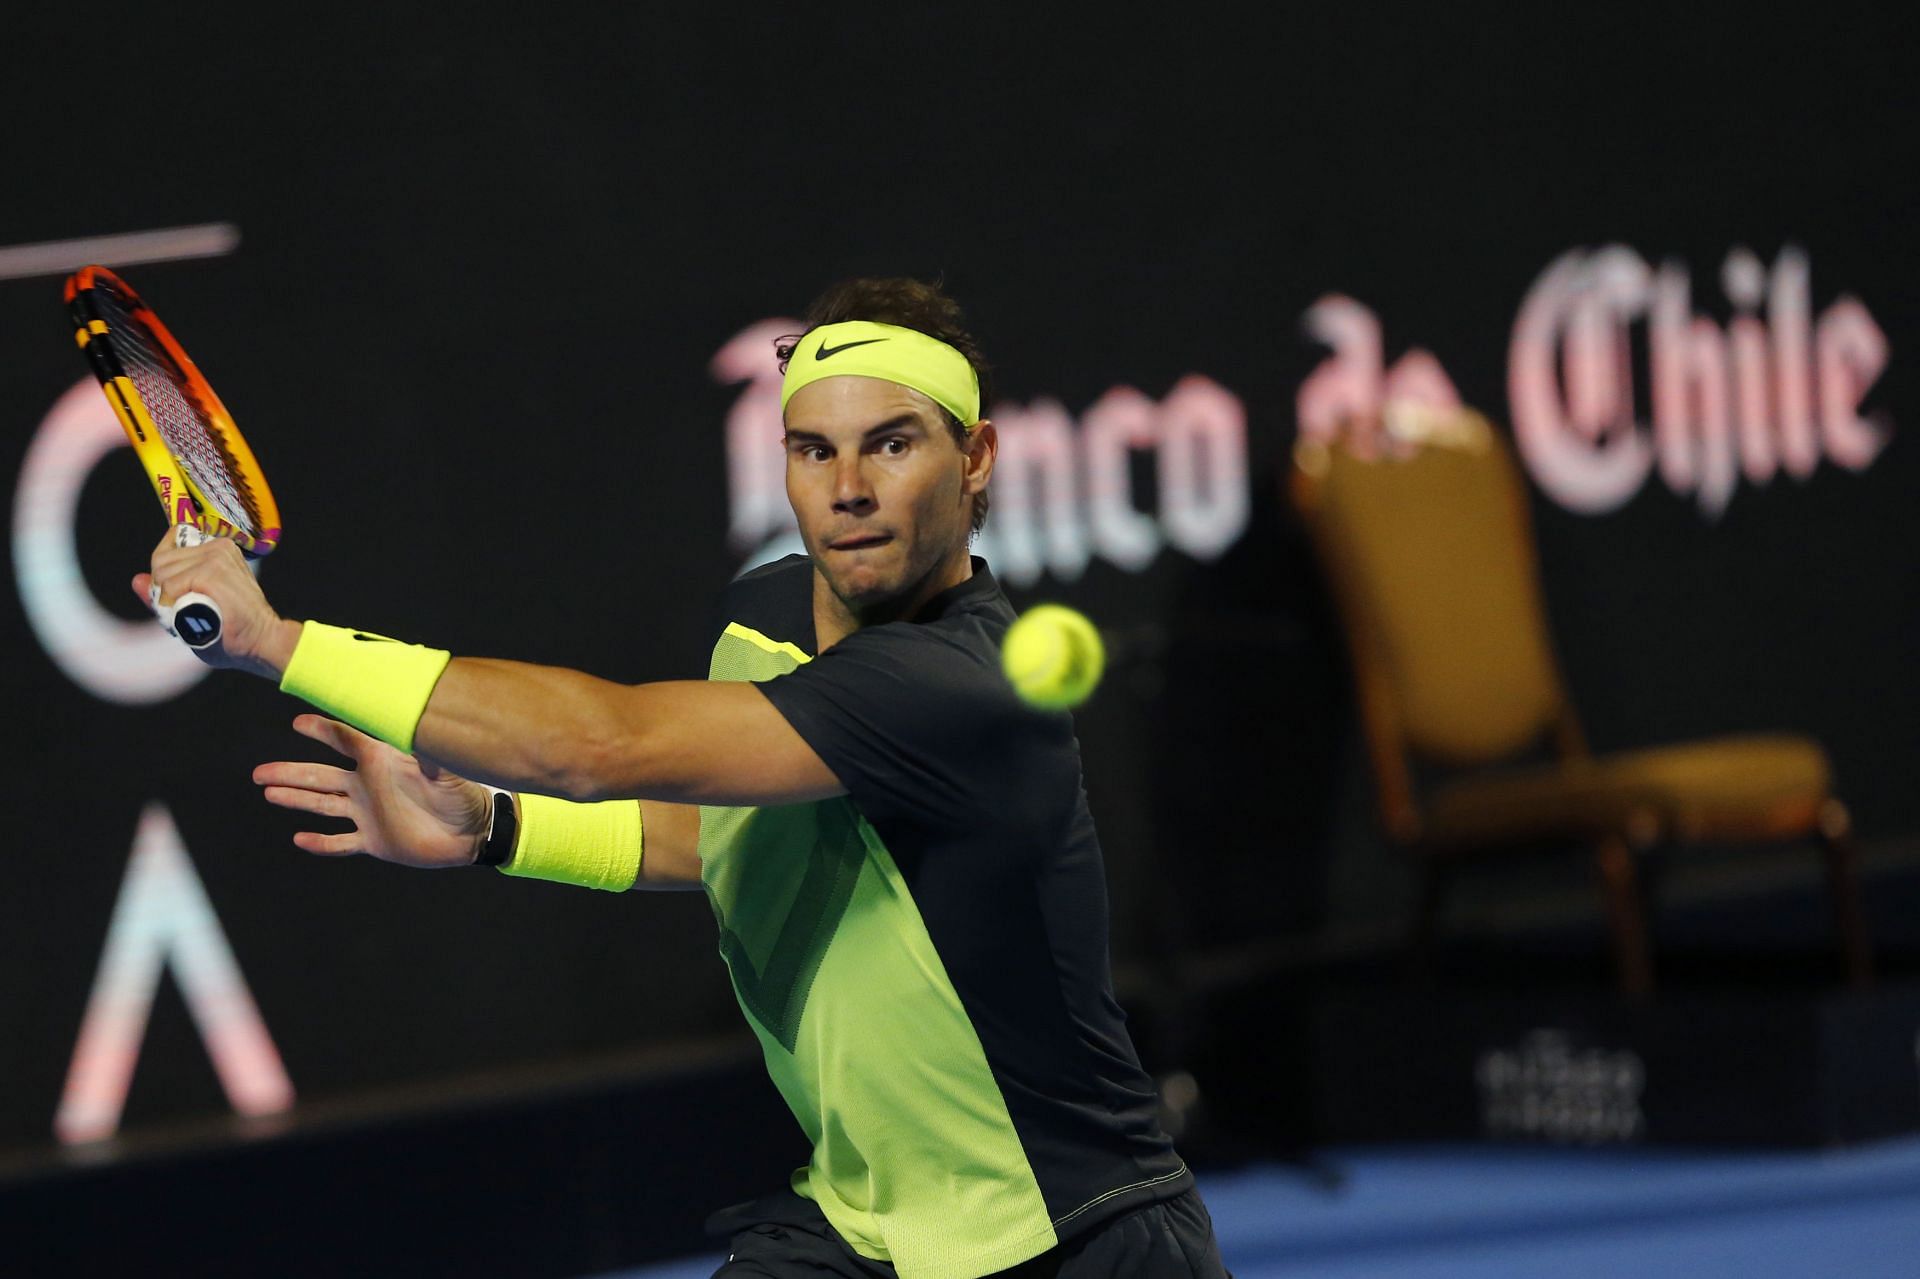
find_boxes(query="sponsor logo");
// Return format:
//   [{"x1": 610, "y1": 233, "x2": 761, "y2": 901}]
[
  {"x1": 13, "y1": 380, "x2": 210, "y2": 704},
  {"x1": 1300, "y1": 244, "x2": 1891, "y2": 518},
  {"x1": 1476, "y1": 1029, "x2": 1645, "y2": 1144},
  {"x1": 815, "y1": 337, "x2": 886, "y2": 360},
  {"x1": 56, "y1": 804, "x2": 293, "y2": 1144}
]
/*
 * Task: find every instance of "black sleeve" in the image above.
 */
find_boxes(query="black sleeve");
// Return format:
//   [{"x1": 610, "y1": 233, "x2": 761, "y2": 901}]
[
  {"x1": 757, "y1": 622, "x2": 1043, "y2": 836},
  {"x1": 709, "y1": 554, "x2": 813, "y2": 655}
]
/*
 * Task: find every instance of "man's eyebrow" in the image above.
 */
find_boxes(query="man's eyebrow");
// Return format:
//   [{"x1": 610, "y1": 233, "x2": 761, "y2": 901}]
[{"x1": 783, "y1": 414, "x2": 926, "y2": 444}]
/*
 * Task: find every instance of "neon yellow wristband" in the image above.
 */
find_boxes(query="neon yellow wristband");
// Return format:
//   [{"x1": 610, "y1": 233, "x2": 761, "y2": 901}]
[
  {"x1": 279, "y1": 621, "x2": 452, "y2": 754},
  {"x1": 500, "y1": 793, "x2": 643, "y2": 892}
]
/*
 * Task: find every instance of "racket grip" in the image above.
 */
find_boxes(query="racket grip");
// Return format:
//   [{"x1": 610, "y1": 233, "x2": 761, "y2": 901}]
[
  {"x1": 157, "y1": 524, "x2": 221, "y2": 648},
  {"x1": 158, "y1": 592, "x2": 223, "y2": 649}
]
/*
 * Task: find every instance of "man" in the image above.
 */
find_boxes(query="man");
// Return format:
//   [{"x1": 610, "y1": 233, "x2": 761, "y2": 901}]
[{"x1": 138, "y1": 278, "x2": 1230, "y2": 1278}]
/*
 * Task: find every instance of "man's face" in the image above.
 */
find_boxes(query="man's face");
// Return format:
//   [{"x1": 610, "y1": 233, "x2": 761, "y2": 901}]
[{"x1": 784, "y1": 375, "x2": 978, "y2": 613}]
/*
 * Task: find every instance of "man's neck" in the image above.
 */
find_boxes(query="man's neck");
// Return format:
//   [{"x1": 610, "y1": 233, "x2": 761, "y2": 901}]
[{"x1": 813, "y1": 548, "x2": 974, "y2": 653}]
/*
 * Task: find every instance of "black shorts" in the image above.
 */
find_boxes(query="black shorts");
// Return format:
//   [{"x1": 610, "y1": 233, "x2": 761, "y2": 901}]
[{"x1": 706, "y1": 1185, "x2": 1232, "y2": 1278}]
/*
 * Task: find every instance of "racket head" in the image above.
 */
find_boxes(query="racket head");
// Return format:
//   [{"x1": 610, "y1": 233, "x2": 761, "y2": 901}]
[{"x1": 65, "y1": 265, "x2": 281, "y2": 557}]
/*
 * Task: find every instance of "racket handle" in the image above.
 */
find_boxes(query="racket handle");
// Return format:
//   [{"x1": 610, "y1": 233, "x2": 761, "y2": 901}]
[
  {"x1": 160, "y1": 592, "x2": 223, "y2": 649},
  {"x1": 155, "y1": 523, "x2": 222, "y2": 649}
]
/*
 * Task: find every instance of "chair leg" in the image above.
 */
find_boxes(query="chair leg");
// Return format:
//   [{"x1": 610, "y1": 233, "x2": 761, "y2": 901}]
[
  {"x1": 1817, "y1": 800, "x2": 1873, "y2": 989},
  {"x1": 1406, "y1": 860, "x2": 1452, "y2": 980},
  {"x1": 1593, "y1": 836, "x2": 1654, "y2": 997}
]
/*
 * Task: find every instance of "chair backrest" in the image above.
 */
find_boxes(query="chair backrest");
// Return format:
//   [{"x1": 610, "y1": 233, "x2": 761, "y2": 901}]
[{"x1": 1289, "y1": 411, "x2": 1577, "y2": 833}]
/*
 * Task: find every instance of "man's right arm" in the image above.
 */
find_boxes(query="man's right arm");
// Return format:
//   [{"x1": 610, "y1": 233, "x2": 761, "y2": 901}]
[
  {"x1": 489, "y1": 793, "x2": 702, "y2": 890},
  {"x1": 489, "y1": 792, "x2": 704, "y2": 890},
  {"x1": 255, "y1": 715, "x2": 706, "y2": 889},
  {"x1": 633, "y1": 799, "x2": 701, "y2": 889}
]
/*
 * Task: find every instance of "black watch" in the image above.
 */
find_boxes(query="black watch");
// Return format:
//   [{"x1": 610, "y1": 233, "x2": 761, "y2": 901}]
[{"x1": 475, "y1": 789, "x2": 517, "y2": 867}]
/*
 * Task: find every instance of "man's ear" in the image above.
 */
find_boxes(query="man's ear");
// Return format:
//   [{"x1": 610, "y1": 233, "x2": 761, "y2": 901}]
[{"x1": 963, "y1": 420, "x2": 997, "y2": 494}]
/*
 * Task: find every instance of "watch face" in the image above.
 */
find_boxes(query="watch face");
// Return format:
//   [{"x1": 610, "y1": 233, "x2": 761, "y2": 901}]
[{"x1": 479, "y1": 790, "x2": 516, "y2": 866}]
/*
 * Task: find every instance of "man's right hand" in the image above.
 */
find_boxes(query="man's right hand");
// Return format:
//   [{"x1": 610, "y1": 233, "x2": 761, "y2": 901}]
[
  {"x1": 134, "y1": 526, "x2": 303, "y2": 677},
  {"x1": 254, "y1": 715, "x2": 495, "y2": 867}
]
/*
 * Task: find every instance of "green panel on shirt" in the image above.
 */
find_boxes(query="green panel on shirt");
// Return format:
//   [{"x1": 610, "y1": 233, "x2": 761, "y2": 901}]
[{"x1": 699, "y1": 621, "x2": 1057, "y2": 1278}]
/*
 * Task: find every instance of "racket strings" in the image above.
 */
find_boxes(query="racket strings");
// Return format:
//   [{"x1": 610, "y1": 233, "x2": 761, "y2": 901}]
[{"x1": 92, "y1": 286, "x2": 264, "y2": 535}]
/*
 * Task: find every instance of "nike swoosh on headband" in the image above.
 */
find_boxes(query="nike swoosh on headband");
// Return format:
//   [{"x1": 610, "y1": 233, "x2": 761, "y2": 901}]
[{"x1": 815, "y1": 338, "x2": 887, "y2": 360}]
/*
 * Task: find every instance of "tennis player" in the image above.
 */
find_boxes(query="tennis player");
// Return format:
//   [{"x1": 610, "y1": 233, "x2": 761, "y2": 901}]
[{"x1": 137, "y1": 277, "x2": 1230, "y2": 1278}]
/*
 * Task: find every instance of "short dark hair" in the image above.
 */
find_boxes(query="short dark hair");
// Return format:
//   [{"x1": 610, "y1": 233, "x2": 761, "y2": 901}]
[{"x1": 776, "y1": 277, "x2": 992, "y2": 535}]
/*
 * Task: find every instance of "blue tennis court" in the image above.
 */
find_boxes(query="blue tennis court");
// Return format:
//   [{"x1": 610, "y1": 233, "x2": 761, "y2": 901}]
[{"x1": 599, "y1": 1135, "x2": 1920, "y2": 1277}]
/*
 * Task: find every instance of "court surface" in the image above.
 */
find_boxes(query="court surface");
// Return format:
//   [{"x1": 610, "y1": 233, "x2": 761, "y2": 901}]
[{"x1": 593, "y1": 1134, "x2": 1920, "y2": 1277}]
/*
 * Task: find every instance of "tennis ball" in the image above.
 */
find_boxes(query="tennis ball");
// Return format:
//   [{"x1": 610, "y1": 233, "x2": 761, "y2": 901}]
[{"x1": 1001, "y1": 604, "x2": 1105, "y2": 710}]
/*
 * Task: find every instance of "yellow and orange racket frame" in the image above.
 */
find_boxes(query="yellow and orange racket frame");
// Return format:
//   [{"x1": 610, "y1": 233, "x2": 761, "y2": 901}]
[{"x1": 64, "y1": 265, "x2": 281, "y2": 557}]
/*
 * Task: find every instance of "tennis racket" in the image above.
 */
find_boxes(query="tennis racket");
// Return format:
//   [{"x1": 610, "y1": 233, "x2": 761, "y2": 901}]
[{"x1": 64, "y1": 265, "x2": 281, "y2": 649}]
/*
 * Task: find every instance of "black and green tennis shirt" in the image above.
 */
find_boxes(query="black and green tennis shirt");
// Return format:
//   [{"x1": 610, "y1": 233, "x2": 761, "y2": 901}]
[{"x1": 698, "y1": 554, "x2": 1191, "y2": 1279}]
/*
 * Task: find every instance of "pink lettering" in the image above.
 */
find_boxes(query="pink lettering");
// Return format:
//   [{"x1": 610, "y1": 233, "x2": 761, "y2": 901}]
[
  {"x1": 1769, "y1": 248, "x2": 1821, "y2": 479},
  {"x1": 57, "y1": 804, "x2": 293, "y2": 1144},
  {"x1": 1509, "y1": 251, "x2": 1655, "y2": 514},
  {"x1": 1298, "y1": 294, "x2": 1462, "y2": 462},
  {"x1": 1503, "y1": 245, "x2": 1892, "y2": 517},
  {"x1": 1723, "y1": 250, "x2": 1776, "y2": 485},
  {"x1": 1297, "y1": 296, "x2": 1385, "y2": 457},
  {"x1": 713, "y1": 319, "x2": 801, "y2": 552},
  {"x1": 1159, "y1": 376, "x2": 1249, "y2": 560},
  {"x1": 1380, "y1": 349, "x2": 1460, "y2": 416},
  {"x1": 1082, "y1": 386, "x2": 1161, "y2": 571},
  {"x1": 1651, "y1": 261, "x2": 1736, "y2": 515},
  {"x1": 989, "y1": 400, "x2": 1088, "y2": 584},
  {"x1": 1815, "y1": 298, "x2": 1889, "y2": 471}
]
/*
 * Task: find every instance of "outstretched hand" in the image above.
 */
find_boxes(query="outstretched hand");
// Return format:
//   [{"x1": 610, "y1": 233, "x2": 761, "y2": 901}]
[{"x1": 255, "y1": 714, "x2": 494, "y2": 868}]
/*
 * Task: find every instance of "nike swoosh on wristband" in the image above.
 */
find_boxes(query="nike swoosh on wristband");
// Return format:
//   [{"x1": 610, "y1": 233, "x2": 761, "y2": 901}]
[
  {"x1": 815, "y1": 338, "x2": 887, "y2": 360},
  {"x1": 351, "y1": 633, "x2": 396, "y2": 642}
]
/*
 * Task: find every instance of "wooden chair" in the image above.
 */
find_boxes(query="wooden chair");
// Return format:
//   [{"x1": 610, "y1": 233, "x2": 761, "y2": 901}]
[{"x1": 1287, "y1": 408, "x2": 1871, "y2": 995}]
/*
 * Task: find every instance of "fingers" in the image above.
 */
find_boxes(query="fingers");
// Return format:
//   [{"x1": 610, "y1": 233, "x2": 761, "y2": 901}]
[
  {"x1": 147, "y1": 525, "x2": 242, "y2": 606},
  {"x1": 131, "y1": 572, "x2": 156, "y2": 611},
  {"x1": 254, "y1": 760, "x2": 352, "y2": 794},
  {"x1": 259, "y1": 752, "x2": 362, "y2": 856},
  {"x1": 260, "y1": 782, "x2": 355, "y2": 818},
  {"x1": 291, "y1": 830, "x2": 361, "y2": 858},
  {"x1": 291, "y1": 714, "x2": 379, "y2": 757}
]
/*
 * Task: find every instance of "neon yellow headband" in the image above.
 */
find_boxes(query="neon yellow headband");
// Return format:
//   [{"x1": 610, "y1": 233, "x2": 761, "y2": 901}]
[{"x1": 780, "y1": 320, "x2": 982, "y2": 427}]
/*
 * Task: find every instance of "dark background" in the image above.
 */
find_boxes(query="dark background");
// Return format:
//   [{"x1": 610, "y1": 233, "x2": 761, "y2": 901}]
[{"x1": 0, "y1": 8, "x2": 1913, "y2": 1165}]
